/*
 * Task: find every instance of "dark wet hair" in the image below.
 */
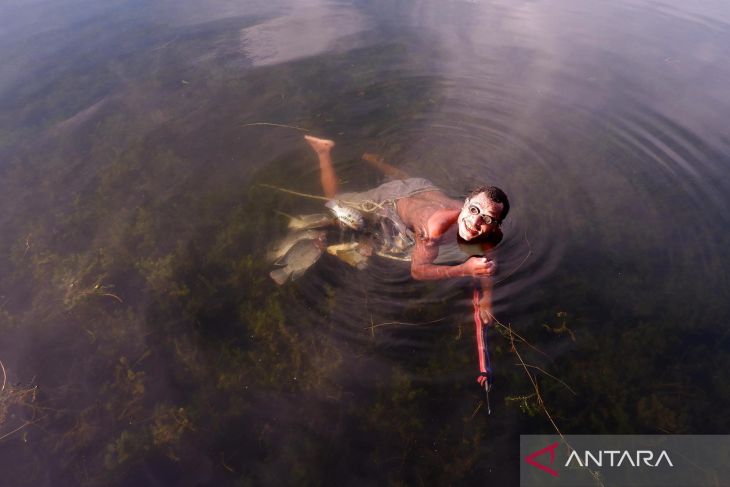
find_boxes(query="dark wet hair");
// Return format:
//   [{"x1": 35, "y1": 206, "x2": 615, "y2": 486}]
[{"x1": 466, "y1": 185, "x2": 510, "y2": 222}]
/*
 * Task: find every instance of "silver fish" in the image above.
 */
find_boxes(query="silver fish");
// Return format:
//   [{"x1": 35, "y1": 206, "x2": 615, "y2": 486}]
[
  {"x1": 325, "y1": 200, "x2": 364, "y2": 230},
  {"x1": 267, "y1": 230, "x2": 326, "y2": 263},
  {"x1": 269, "y1": 237, "x2": 326, "y2": 285},
  {"x1": 326, "y1": 242, "x2": 371, "y2": 269}
]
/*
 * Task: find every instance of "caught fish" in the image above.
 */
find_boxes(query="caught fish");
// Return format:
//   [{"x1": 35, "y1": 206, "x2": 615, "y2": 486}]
[
  {"x1": 325, "y1": 200, "x2": 364, "y2": 230},
  {"x1": 286, "y1": 213, "x2": 334, "y2": 230},
  {"x1": 269, "y1": 237, "x2": 326, "y2": 285},
  {"x1": 326, "y1": 242, "x2": 371, "y2": 269},
  {"x1": 267, "y1": 230, "x2": 326, "y2": 263}
]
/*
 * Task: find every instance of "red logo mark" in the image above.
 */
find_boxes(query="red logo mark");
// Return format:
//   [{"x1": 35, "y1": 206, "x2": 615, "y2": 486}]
[{"x1": 525, "y1": 441, "x2": 560, "y2": 477}]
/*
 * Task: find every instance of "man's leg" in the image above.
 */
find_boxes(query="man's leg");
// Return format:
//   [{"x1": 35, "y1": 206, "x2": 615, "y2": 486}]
[
  {"x1": 304, "y1": 135, "x2": 337, "y2": 198},
  {"x1": 362, "y1": 153, "x2": 410, "y2": 180}
]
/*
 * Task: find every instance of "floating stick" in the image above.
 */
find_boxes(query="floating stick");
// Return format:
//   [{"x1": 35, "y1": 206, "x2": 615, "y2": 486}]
[{"x1": 240, "y1": 122, "x2": 311, "y2": 132}]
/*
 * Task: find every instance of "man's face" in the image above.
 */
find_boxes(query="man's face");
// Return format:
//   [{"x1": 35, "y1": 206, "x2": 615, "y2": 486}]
[{"x1": 457, "y1": 192, "x2": 503, "y2": 241}]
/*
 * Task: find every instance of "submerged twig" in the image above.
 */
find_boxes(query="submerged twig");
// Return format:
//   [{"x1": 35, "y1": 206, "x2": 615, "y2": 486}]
[
  {"x1": 0, "y1": 421, "x2": 32, "y2": 441},
  {"x1": 364, "y1": 317, "x2": 446, "y2": 330},
  {"x1": 493, "y1": 320, "x2": 548, "y2": 358},
  {"x1": 220, "y1": 452, "x2": 235, "y2": 473},
  {"x1": 517, "y1": 364, "x2": 577, "y2": 396},
  {"x1": 470, "y1": 401, "x2": 483, "y2": 420},
  {"x1": 240, "y1": 122, "x2": 311, "y2": 132},
  {"x1": 151, "y1": 36, "x2": 179, "y2": 51},
  {"x1": 97, "y1": 292, "x2": 123, "y2": 303},
  {"x1": 22, "y1": 234, "x2": 32, "y2": 259},
  {"x1": 506, "y1": 322, "x2": 565, "y2": 441},
  {"x1": 79, "y1": 291, "x2": 123, "y2": 303},
  {"x1": 495, "y1": 317, "x2": 603, "y2": 486},
  {"x1": 0, "y1": 378, "x2": 42, "y2": 443},
  {"x1": 0, "y1": 360, "x2": 6, "y2": 393}
]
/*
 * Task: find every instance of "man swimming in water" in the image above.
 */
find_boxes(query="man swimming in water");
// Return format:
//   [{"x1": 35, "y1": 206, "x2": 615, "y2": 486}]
[{"x1": 304, "y1": 135, "x2": 509, "y2": 324}]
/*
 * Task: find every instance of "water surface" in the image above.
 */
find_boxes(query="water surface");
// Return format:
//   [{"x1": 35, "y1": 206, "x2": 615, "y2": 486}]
[{"x1": 1, "y1": 0, "x2": 729, "y2": 485}]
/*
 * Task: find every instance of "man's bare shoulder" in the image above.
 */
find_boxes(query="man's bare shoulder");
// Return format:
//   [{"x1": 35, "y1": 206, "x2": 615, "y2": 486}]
[{"x1": 428, "y1": 208, "x2": 461, "y2": 239}]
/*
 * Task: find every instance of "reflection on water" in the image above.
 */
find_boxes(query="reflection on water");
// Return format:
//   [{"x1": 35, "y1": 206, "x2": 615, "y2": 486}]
[
  {"x1": 241, "y1": 2, "x2": 370, "y2": 66},
  {"x1": 1, "y1": 0, "x2": 730, "y2": 485}
]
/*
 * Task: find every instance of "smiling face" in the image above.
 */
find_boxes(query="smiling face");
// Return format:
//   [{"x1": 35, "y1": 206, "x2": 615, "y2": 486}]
[{"x1": 457, "y1": 192, "x2": 504, "y2": 241}]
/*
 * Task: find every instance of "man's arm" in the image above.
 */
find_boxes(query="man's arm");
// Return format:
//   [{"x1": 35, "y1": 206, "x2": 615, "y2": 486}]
[
  {"x1": 477, "y1": 235, "x2": 501, "y2": 323},
  {"x1": 410, "y1": 236, "x2": 495, "y2": 281},
  {"x1": 478, "y1": 277, "x2": 495, "y2": 325}
]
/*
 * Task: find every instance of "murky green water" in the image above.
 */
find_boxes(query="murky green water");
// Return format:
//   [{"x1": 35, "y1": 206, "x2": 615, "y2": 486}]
[{"x1": 1, "y1": 0, "x2": 729, "y2": 485}]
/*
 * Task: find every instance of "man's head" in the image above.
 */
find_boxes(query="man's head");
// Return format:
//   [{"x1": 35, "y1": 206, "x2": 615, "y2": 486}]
[{"x1": 457, "y1": 186, "x2": 509, "y2": 241}]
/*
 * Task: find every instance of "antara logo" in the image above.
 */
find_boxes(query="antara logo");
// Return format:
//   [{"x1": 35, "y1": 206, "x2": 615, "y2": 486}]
[
  {"x1": 525, "y1": 442, "x2": 560, "y2": 477},
  {"x1": 565, "y1": 449, "x2": 674, "y2": 468},
  {"x1": 525, "y1": 442, "x2": 674, "y2": 477}
]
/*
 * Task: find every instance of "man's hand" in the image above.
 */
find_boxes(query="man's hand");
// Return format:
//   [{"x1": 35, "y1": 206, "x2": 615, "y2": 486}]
[
  {"x1": 462, "y1": 257, "x2": 497, "y2": 277},
  {"x1": 478, "y1": 301, "x2": 494, "y2": 326}
]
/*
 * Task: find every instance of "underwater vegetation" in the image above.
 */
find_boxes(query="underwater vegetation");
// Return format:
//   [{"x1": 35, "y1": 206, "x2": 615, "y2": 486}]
[
  {"x1": 1, "y1": 9, "x2": 729, "y2": 487},
  {"x1": 0, "y1": 24, "x2": 506, "y2": 485}
]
